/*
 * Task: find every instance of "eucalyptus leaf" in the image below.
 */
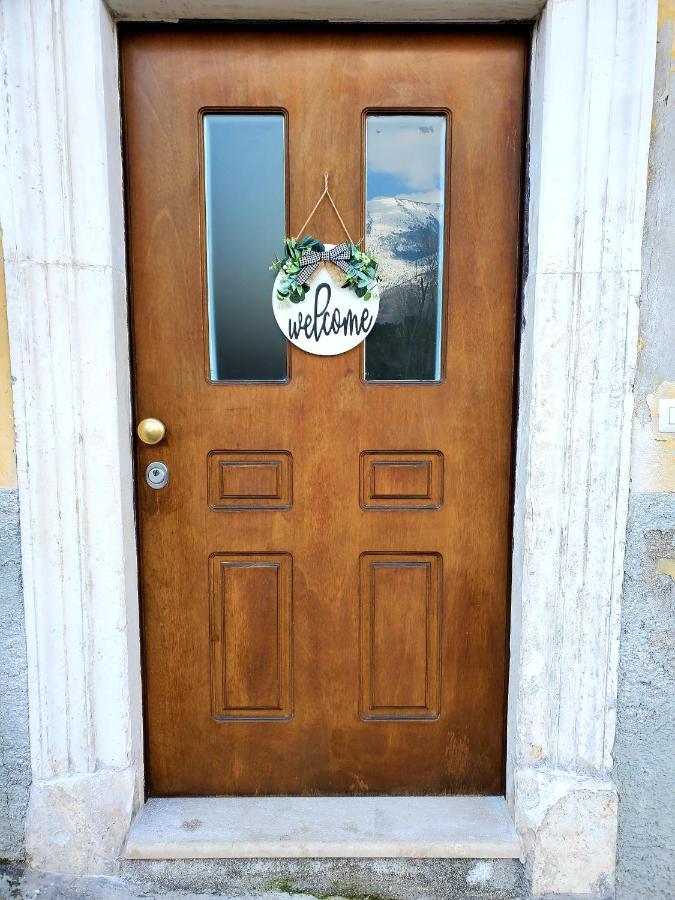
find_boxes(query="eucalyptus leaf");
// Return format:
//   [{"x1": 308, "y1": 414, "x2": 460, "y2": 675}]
[{"x1": 272, "y1": 235, "x2": 380, "y2": 304}]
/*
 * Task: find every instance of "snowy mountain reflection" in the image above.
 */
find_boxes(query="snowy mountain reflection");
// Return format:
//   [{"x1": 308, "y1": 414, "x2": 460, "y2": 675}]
[{"x1": 364, "y1": 115, "x2": 446, "y2": 382}]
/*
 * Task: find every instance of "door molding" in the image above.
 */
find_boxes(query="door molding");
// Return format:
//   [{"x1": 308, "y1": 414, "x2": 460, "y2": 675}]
[{"x1": 0, "y1": 0, "x2": 657, "y2": 894}]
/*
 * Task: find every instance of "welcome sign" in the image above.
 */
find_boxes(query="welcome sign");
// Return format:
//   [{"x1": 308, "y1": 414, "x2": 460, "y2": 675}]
[{"x1": 272, "y1": 244, "x2": 380, "y2": 356}]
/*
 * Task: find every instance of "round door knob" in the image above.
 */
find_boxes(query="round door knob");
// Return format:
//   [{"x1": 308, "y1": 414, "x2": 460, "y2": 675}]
[{"x1": 137, "y1": 418, "x2": 166, "y2": 445}]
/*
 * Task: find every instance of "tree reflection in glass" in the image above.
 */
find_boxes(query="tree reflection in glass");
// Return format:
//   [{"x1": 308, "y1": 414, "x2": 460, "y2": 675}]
[{"x1": 364, "y1": 114, "x2": 447, "y2": 382}]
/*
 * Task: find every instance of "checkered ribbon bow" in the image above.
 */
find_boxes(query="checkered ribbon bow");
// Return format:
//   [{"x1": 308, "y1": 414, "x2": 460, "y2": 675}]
[{"x1": 296, "y1": 242, "x2": 352, "y2": 285}]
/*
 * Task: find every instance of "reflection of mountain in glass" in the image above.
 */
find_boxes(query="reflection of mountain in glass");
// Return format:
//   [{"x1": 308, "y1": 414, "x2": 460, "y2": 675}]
[
  {"x1": 363, "y1": 115, "x2": 445, "y2": 382},
  {"x1": 365, "y1": 196, "x2": 443, "y2": 381}
]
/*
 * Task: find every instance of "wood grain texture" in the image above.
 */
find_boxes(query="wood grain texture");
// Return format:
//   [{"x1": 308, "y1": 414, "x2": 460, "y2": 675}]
[
  {"x1": 360, "y1": 553, "x2": 442, "y2": 720},
  {"x1": 361, "y1": 451, "x2": 443, "y2": 509},
  {"x1": 210, "y1": 553, "x2": 293, "y2": 720},
  {"x1": 208, "y1": 451, "x2": 292, "y2": 510},
  {"x1": 121, "y1": 24, "x2": 527, "y2": 795}
]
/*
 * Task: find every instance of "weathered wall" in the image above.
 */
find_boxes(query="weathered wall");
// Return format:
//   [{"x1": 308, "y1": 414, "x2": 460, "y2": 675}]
[
  {"x1": 614, "y1": 3, "x2": 675, "y2": 898},
  {"x1": 0, "y1": 240, "x2": 30, "y2": 862},
  {"x1": 0, "y1": 489, "x2": 28, "y2": 862}
]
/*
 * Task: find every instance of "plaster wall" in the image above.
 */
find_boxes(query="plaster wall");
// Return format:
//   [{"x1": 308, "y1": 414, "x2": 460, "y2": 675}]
[
  {"x1": 614, "y1": 3, "x2": 675, "y2": 897},
  {"x1": 0, "y1": 240, "x2": 16, "y2": 491},
  {"x1": 0, "y1": 488, "x2": 28, "y2": 863},
  {"x1": 0, "y1": 240, "x2": 30, "y2": 862}
]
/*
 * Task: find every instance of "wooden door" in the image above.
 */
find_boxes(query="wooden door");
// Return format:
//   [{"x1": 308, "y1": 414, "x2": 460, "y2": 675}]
[{"x1": 121, "y1": 25, "x2": 527, "y2": 796}]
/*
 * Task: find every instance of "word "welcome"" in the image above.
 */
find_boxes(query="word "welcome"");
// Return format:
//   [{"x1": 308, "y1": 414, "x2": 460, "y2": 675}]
[{"x1": 286, "y1": 283, "x2": 374, "y2": 343}]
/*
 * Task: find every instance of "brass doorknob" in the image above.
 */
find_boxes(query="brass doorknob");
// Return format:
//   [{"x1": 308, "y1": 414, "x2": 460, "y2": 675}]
[{"x1": 137, "y1": 418, "x2": 166, "y2": 445}]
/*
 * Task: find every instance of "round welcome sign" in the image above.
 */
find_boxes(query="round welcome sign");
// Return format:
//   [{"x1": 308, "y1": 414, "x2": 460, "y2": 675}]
[{"x1": 271, "y1": 238, "x2": 380, "y2": 357}]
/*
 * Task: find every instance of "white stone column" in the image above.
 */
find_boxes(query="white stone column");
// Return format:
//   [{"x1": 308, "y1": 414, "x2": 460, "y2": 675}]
[
  {"x1": 0, "y1": 0, "x2": 142, "y2": 874},
  {"x1": 508, "y1": 0, "x2": 657, "y2": 895}
]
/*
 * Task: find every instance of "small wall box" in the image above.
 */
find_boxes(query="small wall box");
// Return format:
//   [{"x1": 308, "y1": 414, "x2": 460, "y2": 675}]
[{"x1": 658, "y1": 399, "x2": 675, "y2": 434}]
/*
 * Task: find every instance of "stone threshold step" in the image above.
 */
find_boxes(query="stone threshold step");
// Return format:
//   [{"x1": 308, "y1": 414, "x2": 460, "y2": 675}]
[{"x1": 124, "y1": 795, "x2": 521, "y2": 860}]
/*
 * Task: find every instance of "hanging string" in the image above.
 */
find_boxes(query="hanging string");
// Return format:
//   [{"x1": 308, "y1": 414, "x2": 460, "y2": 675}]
[{"x1": 295, "y1": 173, "x2": 359, "y2": 245}]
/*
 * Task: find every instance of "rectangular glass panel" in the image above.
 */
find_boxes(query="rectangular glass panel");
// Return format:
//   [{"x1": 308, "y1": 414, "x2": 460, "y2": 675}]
[
  {"x1": 364, "y1": 114, "x2": 447, "y2": 382},
  {"x1": 204, "y1": 113, "x2": 287, "y2": 381}
]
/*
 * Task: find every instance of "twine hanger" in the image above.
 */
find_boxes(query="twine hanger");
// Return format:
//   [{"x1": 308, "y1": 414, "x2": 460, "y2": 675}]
[{"x1": 295, "y1": 173, "x2": 360, "y2": 245}]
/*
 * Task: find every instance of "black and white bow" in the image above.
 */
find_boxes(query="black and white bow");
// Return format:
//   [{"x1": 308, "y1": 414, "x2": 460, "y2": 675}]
[{"x1": 296, "y1": 242, "x2": 352, "y2": 285}]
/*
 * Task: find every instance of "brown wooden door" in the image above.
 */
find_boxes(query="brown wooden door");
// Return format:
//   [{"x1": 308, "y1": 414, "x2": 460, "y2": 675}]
[{"x1": 121, "y1": 25, "x2": 527, "y2": 796}]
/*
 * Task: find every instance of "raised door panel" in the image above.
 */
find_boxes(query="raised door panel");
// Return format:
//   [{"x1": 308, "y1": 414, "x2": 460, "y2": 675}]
[
  {"x1": 360, "y1": 552, "x2": 442, "y2": 720},
  {"x1": 208, "y1": 451, "x2": 292, "y2": 510},
  {"x1": 210, "y1": 553, "x2": 293, "y2": 720},
  {"x1": 360, "y1": 451, "x2": 444, "y2": 509}
]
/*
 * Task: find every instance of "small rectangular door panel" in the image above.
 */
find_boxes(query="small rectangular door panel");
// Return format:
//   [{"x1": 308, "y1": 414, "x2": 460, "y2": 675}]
[
  {"x1": 122, "y1": 25, "x2": 526, "y2": 796},
  {"x1": 360, "y1": 452, "x2": 444, "y2": 509},
  {"x1": 208, "y1": 451, "x2": 292, "y2": 510}
]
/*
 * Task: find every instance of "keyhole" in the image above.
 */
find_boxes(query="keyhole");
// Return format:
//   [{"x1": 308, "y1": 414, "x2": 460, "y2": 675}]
[{"x1": 146, "y1": 461, "x2": 168, "y2": 490}]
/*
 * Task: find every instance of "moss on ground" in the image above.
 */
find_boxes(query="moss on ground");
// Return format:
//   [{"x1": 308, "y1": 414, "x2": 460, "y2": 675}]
[{"x1": 266, "y1": 877, "x2": 397, "y2": 900}]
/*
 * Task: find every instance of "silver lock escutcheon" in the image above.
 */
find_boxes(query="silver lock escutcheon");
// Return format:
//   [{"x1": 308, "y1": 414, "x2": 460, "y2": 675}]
[{"x1": 145, "y1": 461, "x2": 169, "y2": 490}]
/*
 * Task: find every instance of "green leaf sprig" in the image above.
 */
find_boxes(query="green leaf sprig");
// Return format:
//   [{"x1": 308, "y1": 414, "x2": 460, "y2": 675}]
[
  {"x1": 271, "y1": 235, "x2": 381, "y2": 303},
  {"x1": 340, "y1": 245, "x2": 381, "y2": 300},
  {"x1": 270, "y1": 236, "x2": 323, "y2": 303}
]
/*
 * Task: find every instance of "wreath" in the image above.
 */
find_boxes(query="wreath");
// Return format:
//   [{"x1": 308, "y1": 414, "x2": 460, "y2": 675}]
[{"x1": 271, "y1": 236, "x2": 381, "y2": 304}]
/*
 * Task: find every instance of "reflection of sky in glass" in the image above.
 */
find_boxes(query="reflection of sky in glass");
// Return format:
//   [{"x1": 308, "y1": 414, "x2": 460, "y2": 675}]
[
  {"x1": 204, "y1": 114, "x2": 287, "y2": 381},
  {"x1": 365, "y1": 115, "x2": 446, "y2": 382},
  {"x1": 366, "y1": 116, "x2": 445, "y2": 204}
]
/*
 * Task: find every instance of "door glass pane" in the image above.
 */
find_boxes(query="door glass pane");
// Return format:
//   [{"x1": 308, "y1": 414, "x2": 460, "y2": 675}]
[
  {"x1": 204, "y1": 113, "x2": 288, "y2": 381},
  {"x1": 364, "y1": 114, "x2": 447, "y2": 382}
]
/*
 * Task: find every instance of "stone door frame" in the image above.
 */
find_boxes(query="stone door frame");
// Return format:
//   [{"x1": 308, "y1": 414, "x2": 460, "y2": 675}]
[{"x1": 0, "y1": 1, "x2": 657, "y2": 894}]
